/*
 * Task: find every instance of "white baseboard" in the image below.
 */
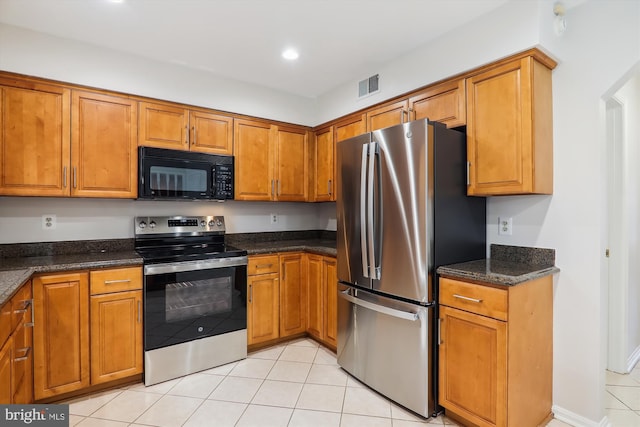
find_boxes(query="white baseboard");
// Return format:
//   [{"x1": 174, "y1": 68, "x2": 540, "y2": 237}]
[
  {"x1": 552, "y1": 405, "x2": 610, "y2": 427},
  {"x1": 627, "y1": 344, "x2": 640, "y2": 372}
]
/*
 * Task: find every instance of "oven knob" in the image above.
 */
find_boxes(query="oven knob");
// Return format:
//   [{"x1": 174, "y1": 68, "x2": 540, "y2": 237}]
[
  {"x1": 138, "y1": 221, "x2": 147, "y2": 229},
  {"x1": 149, "y1": 221, "x2": 156, "y2": 229},
  {"x1": 197, "y1": 326, "x2": 204, "y2": 333},
  {"x1": 208, "y1": 220, "x2": 215, "y2": 227},
  {"x1": 200, "y1": 220, "x2": 206, "y2": 227},
  {"x1": 216, "y1": 219, "x2": 223, "y2": 226}
]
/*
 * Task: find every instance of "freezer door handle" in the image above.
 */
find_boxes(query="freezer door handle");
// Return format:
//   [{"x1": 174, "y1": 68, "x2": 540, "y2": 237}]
[
  {"x1": 367, "y1": 142, "x2": 377, "y2": 279},
  {"x1": 339, "y1": 289, "x2": 420, "y2": 322},
  {"x1": 360, "y1": 144, "x2": 369, "y2": 277}
]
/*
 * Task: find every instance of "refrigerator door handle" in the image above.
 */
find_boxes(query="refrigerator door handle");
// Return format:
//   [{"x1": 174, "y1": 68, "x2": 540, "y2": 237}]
[
  {"x1": 367, "y1": 142, "x2": 376, "y2": 279},
  {"x1": 360, "y1": 144, "x2": 369, "y2": 278},
  {"x1": 339, "y1": 289, "x2": 420, "y2": 322}
]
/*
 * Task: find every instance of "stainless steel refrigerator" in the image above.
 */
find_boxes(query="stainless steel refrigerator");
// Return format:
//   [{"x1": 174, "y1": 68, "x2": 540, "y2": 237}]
[{"x1": 336, "y1": 119, "x2": 486, "y2": 418}]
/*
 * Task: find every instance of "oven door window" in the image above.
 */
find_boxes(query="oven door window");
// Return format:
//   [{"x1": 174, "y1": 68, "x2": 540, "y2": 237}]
[{"x1": 144, "y1": 266, "x2": 247, "y2": 350}]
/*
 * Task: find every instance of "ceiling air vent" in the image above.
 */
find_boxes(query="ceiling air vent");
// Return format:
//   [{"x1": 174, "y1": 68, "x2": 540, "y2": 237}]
[{"x1": 358, "y1": 74, "x2": 379, "y2": 98}]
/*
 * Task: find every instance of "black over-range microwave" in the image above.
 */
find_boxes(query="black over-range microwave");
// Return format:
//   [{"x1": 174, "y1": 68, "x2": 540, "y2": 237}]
[{"x1": 138, "y1": 146, "x2": 234, "y2": 200}]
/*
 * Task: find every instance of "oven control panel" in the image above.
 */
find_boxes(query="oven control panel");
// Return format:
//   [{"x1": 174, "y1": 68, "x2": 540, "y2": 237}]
[{"x1": 135, "y1": 215, "x2": 226, "y2": 235}]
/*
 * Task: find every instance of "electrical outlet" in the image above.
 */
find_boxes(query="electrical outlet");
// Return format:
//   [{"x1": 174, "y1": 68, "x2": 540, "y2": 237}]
[
  {"x1": 270, "y1": 213, "x2": 278, "y2": 224},
  {"x1": 42, "y1": 214, "x2": 57, "y2": 230},
  {"x1": 498, "y1": 216, "x2": 512, "y2": 236}
]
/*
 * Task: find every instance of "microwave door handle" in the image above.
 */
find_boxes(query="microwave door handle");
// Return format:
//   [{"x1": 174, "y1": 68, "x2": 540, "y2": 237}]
[{"x1": 360, "y1": 143, "x2": 369, "y2": 278}]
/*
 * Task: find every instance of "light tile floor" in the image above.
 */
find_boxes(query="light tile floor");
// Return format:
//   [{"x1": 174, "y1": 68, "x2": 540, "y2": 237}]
[
  {"x1": 606, "y1": 367, "x2": 640, "y2": 426},
  {"x1": 63, "y1": 338, "x2": 573, "y2": 427}
]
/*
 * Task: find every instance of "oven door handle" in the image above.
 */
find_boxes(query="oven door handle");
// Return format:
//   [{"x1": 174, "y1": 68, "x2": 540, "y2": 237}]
[{"x1": 144, "y1": 256, "x2": 248, "y2": 275}]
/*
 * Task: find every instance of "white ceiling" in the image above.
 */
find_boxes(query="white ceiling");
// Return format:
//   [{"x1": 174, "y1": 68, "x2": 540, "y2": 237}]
[{"x1": 0, "y1": 0, "x2": 518, "y2": 98}]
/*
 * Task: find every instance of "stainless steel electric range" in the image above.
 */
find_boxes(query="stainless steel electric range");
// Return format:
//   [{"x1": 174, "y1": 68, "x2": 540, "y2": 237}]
[{"x1": 134, "y1": 215, "x2": 248, "y2": 386}]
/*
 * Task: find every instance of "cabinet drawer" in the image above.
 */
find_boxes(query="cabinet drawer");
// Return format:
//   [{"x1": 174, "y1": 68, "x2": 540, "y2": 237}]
[
  {"x1": 90, "y1": 267, "x2": 142, "y2": 295},
  {"x1": 439, "y1": 278, "x2": 508, "y2": 321},
  {"x1": 248, "y1": 255, "x2": 280, "y2": 275}
]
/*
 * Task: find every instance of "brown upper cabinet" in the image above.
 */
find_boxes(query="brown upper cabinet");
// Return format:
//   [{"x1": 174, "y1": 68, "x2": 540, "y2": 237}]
[
  {"x1": 72, "y1": 91, "x2": 138, "y2": 198},
  {"x1": 334, "y1": 113, "x2": 366, "y2": 143},
  {"x1": 466, "y1": 54, "x2": 554, "y2": 196},
  {"x1": 0, "y1": 79, "x2": 71, "y2": 197},
  {"x1": 409, "y1": 78, "x2": 466, "y2": 128},
  {"x1": 0, "y1": 78, "x2": 137, "y2": 198},
  {"x1": 366, "y1": 100, "x2": 410, "y2": 132},
  {"x1": 311, "y1": 126, "x2": 335, "y2": 202},
  {"x1": 138, "y1": 101, "x2": 233, "y2": 155},
  {"x1": 234, "y1": 118, "x2": 309, "y2": 201}
]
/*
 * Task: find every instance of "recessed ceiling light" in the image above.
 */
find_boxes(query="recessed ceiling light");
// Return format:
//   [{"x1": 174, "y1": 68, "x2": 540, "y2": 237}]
[{"x1": 282, "y1": 48, "x2": 299, "y2": 61}]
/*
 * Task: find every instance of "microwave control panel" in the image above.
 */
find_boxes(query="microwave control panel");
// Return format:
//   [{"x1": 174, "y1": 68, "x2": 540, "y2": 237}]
[{"x1": 213, "y1": 164, "x2": 234, "y2": 199}]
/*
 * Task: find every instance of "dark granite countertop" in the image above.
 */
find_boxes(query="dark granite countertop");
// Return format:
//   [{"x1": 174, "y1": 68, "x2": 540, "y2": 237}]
[
  {"x1": 238, "y1": 239, "x2": 336, "y2": 257},
  {"x1": 437, "y1": 244, "x2": 560, "y2": 286},
  {"x1": 0, "y1": 239, "x2": 142, "y2": 307}
]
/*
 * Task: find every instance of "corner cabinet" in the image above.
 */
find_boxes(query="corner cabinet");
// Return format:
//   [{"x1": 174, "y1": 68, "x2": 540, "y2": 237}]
[
  {"x1": 466, "y1": 53, "x2": 556, "y2": 196},
  {"x1": 438, "y1": 276, "x2": 553, "y2": 427},
  {"x1": 234, "y1": 119, "x2": 309, "y2": 201}
]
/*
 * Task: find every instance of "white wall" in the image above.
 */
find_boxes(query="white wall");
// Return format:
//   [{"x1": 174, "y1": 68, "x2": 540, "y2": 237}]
[
  {"x1": 0, "y1": 197, "x2": 336, "y2": 244},
  {"x1": 0, "y1": 24, "x2": 316, "y2": 126},
  {"x1": 615, "y1": 73, "x2": 640, "y2": 365}
]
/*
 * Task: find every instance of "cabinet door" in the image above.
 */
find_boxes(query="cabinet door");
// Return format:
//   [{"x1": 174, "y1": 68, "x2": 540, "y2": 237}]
[
  {"x1": 234, "y1": 119, "x2": 274, "y2": 201},
  {"x1": 138, "y1": 101, "x2": 189, "y2": 150},
  {"x1": 306, "y1": 254, "x2": 323, "y2": 340},
  {"x1": 279, "y1": 253, "x2": 307, "y2": 337},
  {"x1": 90, "y1": 290, "x2": 143, "y2": 384},
  {"x1": 334, "y1": 114, "x2": 366, "y2": 143},
  {"x1": 322, "y1": 256, "x2": 338, "y2": 348},
  {"x1": 0, "y1": 338, "x2": 12, "y2": 404},
  {"x1": 275, "y1": 126, "x2": 308, "y2": 201},
  {"x1": 33, "y1": 272, "x2": 89, "y2": 400},
  {"x1": 366, "y1": 100, "x2": 408, "y2": 132},
  {"x1": 247, "y1": 273, "x2": 280, "y2": 345},
  {"x1": 313, "y1": 127, "x2": 335, "y2": 202},
  {"x1": 0, "y1": 80, "x2": 71, "y2": 196},
  {"x1": 11, "y1": 283, "x2": 33, "y2": 404},
  {"x1": 466, "y1": 57, "x2": 553, "y2": 196},
  {"x1": 410, "y1": 78, "x2": 466, "y2": 128},
  {"x1": 439, "y1": 305, "x2": 507, "y2": 427},
  {"x1": 190, "y1": 111, "x2": 233, "y2": 155},
  {"x1": 71, "y1": 91, "x2": 138, "y2": 198}
]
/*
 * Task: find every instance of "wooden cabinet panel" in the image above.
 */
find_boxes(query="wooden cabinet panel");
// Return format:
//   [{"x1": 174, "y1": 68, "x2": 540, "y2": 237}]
[
  {"x1": 247, "y1": 273, "x2": 280, "y2": 345},
  {"x1": 0, "y1": 80, "x2": 70, "y2": 196},
  {"x1": 90, "y1": 290, "x2": 142, "y2": 384},
  {"x1": 248, "y1": 255, "x2": 279, "y2": 276},
  {"x1": 334, "y1": 114, "x2": 366, "y2": 142},
  {"x1": 33, "y1": 272, "x2": 89, "y2": 400},
  {"x1": 410, "y1": 78, "x2": 466, "y2": 128},
  {"x1": 0, "y1": 338, "x2": 12, "y2": 404},
  {"x1": 439, "y1": 278, "x2": 508, "y2": 321},
  {"x1": 323, "y1": 257, "x2": 338, "y2": 348},
  {"x1": 366, "y1": 100, "x2": 408, "y2": 132},
  {"x1": 234, "y1": 119, "x2": 273, "y2": 201},
  {"x1": 11, "y1": 282, "x2": 33, "y2": 404},
  {"x1": 275, "y1": 127, "x2": 308, "y2": 201},
  {"x1": 279, "y1": 253, "x2": 306, "y2": 337},
  {"x1": 138, "y1": 101, "x2": 189, "y2": 150},
  {"x1": 306, "y1": 254, "x2": 323, "y2": 340},
  {"x1": 90, "y1": 266, "x2": 142, "y2": 295},
  {"x1": 466, "y1": 56, "x2": 553, "y2": 195},
  {"x1": 71, "y1": 91, "x2": 138, "y2": 198},
  {"x1": 439, "y1": 305, "x2": 507, "y2": 427},
  {"x1": 189, "y1": 111, "x2": 233, "y2": 155},
  {"x1": 312, "y1": 126, "x2": 335, "y2": 202}
]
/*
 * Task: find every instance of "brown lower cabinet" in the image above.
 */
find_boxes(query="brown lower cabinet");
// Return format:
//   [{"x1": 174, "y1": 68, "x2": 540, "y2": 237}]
[
  {"x1": 247, "y1": 252, "x2": 337, "y2": 349},
  {"x1": 306, "y1": 254, "x2": 337, "y2": 349},
  {"x1": 32, "y1": 266, "x2": 142, "y2": 400},
  {"x1": 438, "y1": 276, "x2": 552, "y2": 427},
  {"x1": 0, "y1": 279, "x2": 33, "y2": 404}
]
